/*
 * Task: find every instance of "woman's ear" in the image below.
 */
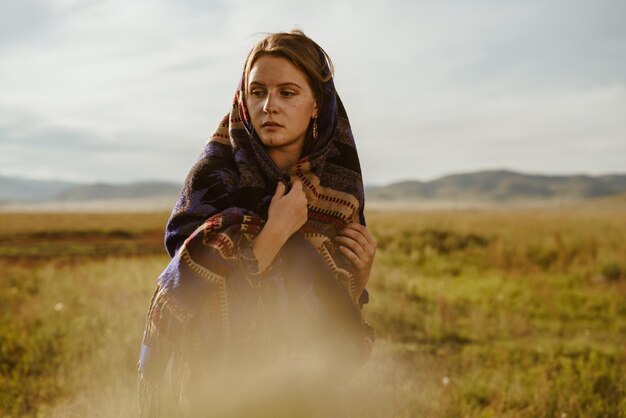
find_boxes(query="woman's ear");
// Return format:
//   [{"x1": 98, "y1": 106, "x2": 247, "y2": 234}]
[{"x1": 312, "y1": 101, "x2": 319, "y2": 118}]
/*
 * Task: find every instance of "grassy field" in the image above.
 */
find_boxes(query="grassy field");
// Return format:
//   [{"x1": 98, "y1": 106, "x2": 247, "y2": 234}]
[{"x1": 0, "y1": 208, "x2": 625, "y2": 417}]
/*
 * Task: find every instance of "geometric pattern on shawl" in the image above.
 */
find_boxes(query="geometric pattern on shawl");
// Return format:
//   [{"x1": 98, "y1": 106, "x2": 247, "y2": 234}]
[
  {"x1": 139, "y1": 205, "x2": 373, "y2": 416},
  {"x1": 138, "y1": 59, "x2": 373, "y2": 416}
]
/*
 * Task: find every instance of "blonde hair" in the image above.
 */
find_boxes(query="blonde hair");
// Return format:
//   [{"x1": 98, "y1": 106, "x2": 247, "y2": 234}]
[{"x1": 243, "y1": 29, "x2": 334, "y2": 110}]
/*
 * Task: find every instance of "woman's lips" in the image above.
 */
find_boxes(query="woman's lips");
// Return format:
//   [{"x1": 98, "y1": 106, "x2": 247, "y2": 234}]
[{"x1": 262, "y1": 121, "x2": 283, "y2": 128}]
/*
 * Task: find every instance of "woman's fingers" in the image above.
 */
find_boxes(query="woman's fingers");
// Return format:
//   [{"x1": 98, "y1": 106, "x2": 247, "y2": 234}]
[
  {"x1": 336, "y1": 235, "x2": 367, "y2": 259},
  {"x1": 337, "y1": 227, "x2": 362, "y2": 244},
  {"x1": 337, "y1": 224, "x2": 376, "y2": 269},
  {"x1": 338, "y1": 244, "x2": 366, "y2": 269},
  {"x1": 338, "y1": 225, "x2": 375, "y2": 255},
  {"x1": 273, "y1": 182, "x2": 286, "y2": 200},
  {"x1": 343, "y1": 223, "x2": 376, "y2": 247},
  {"x1": 289, "y1": 180, "x2": 303, "y2": 194},
  {"x1": 287, "y1": 181, "x2": 307, "y2": 205},
  {"x1": 267, "y1": 180, "x2": 308, "y2": 238},
  {"x1": 336, "y1": 223, "x2": 376, "y2": 297}
]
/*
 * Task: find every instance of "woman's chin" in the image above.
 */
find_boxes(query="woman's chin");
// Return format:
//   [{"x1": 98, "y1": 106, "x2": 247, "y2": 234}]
[{"x1": 261, "y1": 135, "x2": 285, "y2": 147}]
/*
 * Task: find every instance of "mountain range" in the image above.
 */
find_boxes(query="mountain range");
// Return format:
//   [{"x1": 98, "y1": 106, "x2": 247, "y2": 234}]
[
  {"x1": 365, "y1": 170, "x2": 626, "y2": 202},
  {"x1": 1, "y1": 170, "x2": 625, "y2": 210},
  {"x1": 0, "y1": 176, "x2": 181, "y2": 203}
]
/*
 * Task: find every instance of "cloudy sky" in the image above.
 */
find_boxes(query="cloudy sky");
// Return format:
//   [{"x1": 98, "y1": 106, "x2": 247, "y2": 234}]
[{"x1": 1, "y1": 0, "x2": 625, "y2": 186}]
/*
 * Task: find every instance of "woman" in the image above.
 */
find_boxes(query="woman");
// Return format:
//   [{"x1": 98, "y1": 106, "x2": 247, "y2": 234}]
[{"x1": 138, "y1": 30, "x2": 376, "y2": 417}]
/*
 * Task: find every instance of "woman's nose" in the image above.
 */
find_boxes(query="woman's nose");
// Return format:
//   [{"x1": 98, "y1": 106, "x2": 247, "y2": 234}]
[{"x1": 263, "y1": 94, "x2": 277, "y2": 114}]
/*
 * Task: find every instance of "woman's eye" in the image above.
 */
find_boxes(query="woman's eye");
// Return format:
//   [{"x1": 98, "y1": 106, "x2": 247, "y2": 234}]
[
  {"x1": 250, "y1": 89, "x2": 265, "y2": 97},
  {"x1": 281, "y1": 90, "x2": 296, "y2": 97}
]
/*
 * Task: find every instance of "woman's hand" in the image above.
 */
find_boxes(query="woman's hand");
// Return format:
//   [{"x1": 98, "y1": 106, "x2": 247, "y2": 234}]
[
  {"x1": 266, "y1": 181, "x2": 308, "y2": 239},
  {"x1": 253, "y1": 181, "x2": 308, "y2": 272},
  {"x1": 336, "y1": 223, "x2": 377, "y2": 299}
]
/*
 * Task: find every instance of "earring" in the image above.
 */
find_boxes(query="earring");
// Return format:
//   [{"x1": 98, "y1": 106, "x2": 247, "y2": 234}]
[{"x1": 313, "y1": 116, "x2": 318, "y2": 140}]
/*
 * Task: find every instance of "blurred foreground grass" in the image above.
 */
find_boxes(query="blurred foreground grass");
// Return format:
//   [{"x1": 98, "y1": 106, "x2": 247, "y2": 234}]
[{"x1": 0, "y1": 209, "x2": 625, "y2": 417}]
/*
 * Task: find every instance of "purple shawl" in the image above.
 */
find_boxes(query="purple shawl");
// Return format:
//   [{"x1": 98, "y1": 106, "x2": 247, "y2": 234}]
[{"x1": 138, "y1": 68, "x2": 373, "y2": 416}]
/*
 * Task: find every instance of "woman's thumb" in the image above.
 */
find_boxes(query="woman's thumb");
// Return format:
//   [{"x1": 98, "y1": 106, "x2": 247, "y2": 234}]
[{"x1": 273, "y1": 182, "x2": 286, "y2": 199}]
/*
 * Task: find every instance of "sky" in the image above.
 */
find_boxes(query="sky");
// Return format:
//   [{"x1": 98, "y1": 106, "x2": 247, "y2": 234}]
[{"x1": 1, "y1": 0, "x2": 625, "y2": 186}]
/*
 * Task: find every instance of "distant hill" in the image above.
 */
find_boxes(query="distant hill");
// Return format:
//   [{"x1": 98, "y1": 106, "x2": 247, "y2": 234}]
[
  {"x1": 0, "y1": 176, "x2": 76, "y2": 202},
  {"x1": 0, "y1": 175, "x2": 181, "y2": 206},
  {"x1": 53, "y1": 181, "x2": 182, "y2": 201},
  {"x1": 366, "y1": 170, "x2": 626, "y2": 203},
  {"x1": 575, "y1": 192, "x2": 626, "y2": 210},
  {"x1": 1, "y1": 171, "x2": 625, "y2": 211}
]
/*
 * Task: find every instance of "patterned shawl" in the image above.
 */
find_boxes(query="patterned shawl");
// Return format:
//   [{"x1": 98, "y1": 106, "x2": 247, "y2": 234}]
[{"x1": 138, "y1": 68, "x2": 374, "y2": 416}]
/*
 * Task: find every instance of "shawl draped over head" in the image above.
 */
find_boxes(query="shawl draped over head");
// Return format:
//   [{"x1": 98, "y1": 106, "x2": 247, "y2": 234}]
[{"x1": 138, "y1": 55, "x2": 374, "y2": 416}]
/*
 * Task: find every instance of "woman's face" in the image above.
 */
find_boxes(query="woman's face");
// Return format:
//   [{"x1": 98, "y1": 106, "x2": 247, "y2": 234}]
[{"x1": 246, "y1": 55, "x2": 318, "y2": 158}]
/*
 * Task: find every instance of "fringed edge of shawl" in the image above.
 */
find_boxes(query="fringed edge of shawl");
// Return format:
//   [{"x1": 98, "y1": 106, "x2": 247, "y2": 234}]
[
  {"x1": 138, "y1": 372, "x2": 162, "y2": 418},
  {"x1": 138, "y1": 286, "x2": 192, "y2": 418}
]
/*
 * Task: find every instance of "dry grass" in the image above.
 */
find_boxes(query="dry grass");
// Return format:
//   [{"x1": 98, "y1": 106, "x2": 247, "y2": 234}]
[{"x1": 1, "y1": 208, "x2": 625, "y2": 417}]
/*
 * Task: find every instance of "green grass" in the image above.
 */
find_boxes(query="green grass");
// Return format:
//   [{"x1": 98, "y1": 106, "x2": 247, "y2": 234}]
[
  {"x1": 0, "y1": 209, "x2": 625, "y2": 417},
  {"x1": 1, "y1": 256, "x2": 165, "y2": 417}
]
